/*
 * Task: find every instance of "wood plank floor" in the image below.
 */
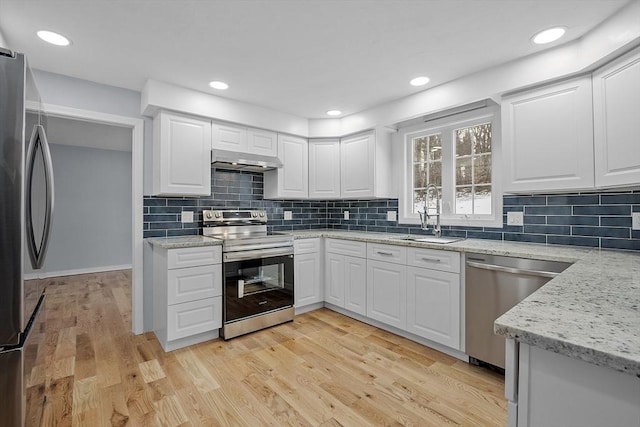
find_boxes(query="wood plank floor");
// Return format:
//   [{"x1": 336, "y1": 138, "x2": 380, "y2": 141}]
[{"x1": 26, "y1": 270, "x2": 506, "y2": 427}]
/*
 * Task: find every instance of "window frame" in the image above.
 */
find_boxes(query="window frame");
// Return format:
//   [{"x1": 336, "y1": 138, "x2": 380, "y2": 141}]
[{"x1": 398, "y1": 106, "x2": 502, "y2": 228}]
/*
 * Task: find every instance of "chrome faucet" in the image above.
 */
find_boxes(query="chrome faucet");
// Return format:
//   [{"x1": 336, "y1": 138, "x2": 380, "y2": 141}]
[{"x1": 419, "y1": 184, "x2": 441, "y2": 238}]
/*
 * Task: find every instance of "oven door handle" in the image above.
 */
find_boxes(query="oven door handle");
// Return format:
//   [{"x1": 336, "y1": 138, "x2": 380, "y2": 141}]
[{"x1": 224, "y1": 247, "x2": 294, "y2": 262}]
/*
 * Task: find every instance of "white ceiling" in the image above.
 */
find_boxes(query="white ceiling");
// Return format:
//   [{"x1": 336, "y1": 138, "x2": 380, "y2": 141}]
[{"x1": 0, "y1": 0, "x2": 633, "y2": 119}]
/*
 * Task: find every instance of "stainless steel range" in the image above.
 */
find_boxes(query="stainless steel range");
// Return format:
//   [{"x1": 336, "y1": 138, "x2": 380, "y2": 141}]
[{"x1": 202, "y1": 209, "x2": 294, "y2": 339}]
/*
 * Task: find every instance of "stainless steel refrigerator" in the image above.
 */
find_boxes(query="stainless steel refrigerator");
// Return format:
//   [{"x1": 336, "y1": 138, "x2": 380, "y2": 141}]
[{"x1": 0, "y1": 48, "x2": 55, "y2": 426}]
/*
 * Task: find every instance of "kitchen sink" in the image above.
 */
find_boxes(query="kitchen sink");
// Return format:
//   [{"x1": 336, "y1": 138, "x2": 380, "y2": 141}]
[{"x1": 397, "y1": 236, "x2": 466, "y2": 244}]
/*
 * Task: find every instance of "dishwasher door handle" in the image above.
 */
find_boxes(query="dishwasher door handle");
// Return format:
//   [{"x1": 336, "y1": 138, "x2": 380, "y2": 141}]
[{"x1": 466, "y1": 260, "x2": 561, "y2": 279}]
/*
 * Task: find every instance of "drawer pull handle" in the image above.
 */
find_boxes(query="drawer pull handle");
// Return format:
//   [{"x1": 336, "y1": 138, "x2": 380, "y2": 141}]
[
  {"x1": 421, "y1": 257, "x2": 441, "y2": 263},
  {"x1": 259, "y1": 301, "x2": 268, "y2": 305},
  {"x1": 377, "y1": 251, "x2": 394, "y2": 256}
]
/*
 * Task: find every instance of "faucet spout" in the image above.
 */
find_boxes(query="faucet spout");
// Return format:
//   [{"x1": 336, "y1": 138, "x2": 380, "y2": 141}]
[{"x1": 423, "y1": 184, "x2": 441, "y2": 238}]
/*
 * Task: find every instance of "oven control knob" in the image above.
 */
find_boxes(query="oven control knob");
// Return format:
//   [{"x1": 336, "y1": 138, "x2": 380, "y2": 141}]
[
  {"x1": 214, "y1": 212, "x2": 222, "y2": 218},
  {"x1": 252, "y1": 212, "x2": 258, "y2": 218},
  {"x1": 205, "y1": 212, "x2": 213, "y2": 219},
  {"x1": 259, "y1": 212, "x2": 265, "y2": 218}
]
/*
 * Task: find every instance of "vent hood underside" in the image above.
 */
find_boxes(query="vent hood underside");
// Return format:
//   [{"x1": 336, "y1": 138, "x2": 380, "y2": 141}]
[{"x1": 211, "y1": 149, "x2": 283, "y2": 172}]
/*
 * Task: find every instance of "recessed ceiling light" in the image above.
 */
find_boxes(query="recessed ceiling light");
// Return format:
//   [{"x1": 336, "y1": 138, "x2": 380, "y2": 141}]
[
  {"x1": 36, "y1": 30, "x2": 71, "y2": 46},
  {"x1": 532, "y1": 27, "x2": 566, "y2": 44},
  {"x1": 209, "y1": 81, "x2": 229, "y2": 90},
  {"x1": 410, "y1": 76, "x2": 430, "y2": 87},
  {"x1": 326, "y1": 110, "x2": 342, "y2": 116}
]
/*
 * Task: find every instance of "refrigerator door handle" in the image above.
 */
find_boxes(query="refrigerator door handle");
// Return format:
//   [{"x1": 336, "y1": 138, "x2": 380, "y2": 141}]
[{"x1": 25, "y1": 124, "x2": 54, "y2": 270}]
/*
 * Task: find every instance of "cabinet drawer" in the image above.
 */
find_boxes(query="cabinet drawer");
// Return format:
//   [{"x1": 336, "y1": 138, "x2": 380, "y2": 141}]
[
  {"x1": 325, "y1": 238, "x2": 366, "y2": 257},
  {"x1": 167, "y1": 297, "x2": 222, "y2": 341},
  {"x1": 167, "y1": 246, "x2": 221, "y2": 269},
  {"x1": 367, "y1": 243, "x2": 407, "y2": 265},
  {"x1": 407, "y1": 247, "x2": 460, "y2": 273},
  {"x1": 168, "y1": 264, "x2": 222, "y2": 305},
  {"x1": 294, "y1": 238, "x2": 320, "y2": 254}
]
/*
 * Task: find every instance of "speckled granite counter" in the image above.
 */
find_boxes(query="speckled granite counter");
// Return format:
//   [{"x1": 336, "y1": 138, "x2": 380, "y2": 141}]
[
  {"x1": 145, "y1": 230, "x2": 639, "y2": 376},
  {"x1": 146, "y1": 235, "x2": 222, "y2": 249},
  {"x1": 495, "y1": 249, "x2": 640, "y2": 377}
]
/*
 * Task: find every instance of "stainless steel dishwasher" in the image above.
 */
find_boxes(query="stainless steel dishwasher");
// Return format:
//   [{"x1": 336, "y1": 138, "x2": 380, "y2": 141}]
[{"x1": 465, "y1": 253, "x2": 571, "y2": 370}]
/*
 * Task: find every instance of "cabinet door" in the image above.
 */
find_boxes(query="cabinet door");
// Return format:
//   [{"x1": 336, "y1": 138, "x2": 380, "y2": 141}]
[
  {"x1": 264, "y1": 134, "x2": 308, "y2": 199},
  {"x1": 406, "y1": 267, "x2": 460, "y2": 349},
  {"x1": 211, "y1": 122, "x2": 247, "y2": 152},
  {"x1": 247, "y1": 128, "x2": 278, "y2": 157},
  {"x1": 366, "y1": 260, "x2": 406, "y2": 329},
  {"x1": 167, "y1": 297, "x2": 222, "y2": 341},
  {"x1": 167, "y1": 264, "x2": 222, "y2": 305},
  {"x1": 593, "y1": 48, "x2": 640, "y2": 188},
  {"x1": 344, "y1": 255, "x2": 367, "y2": 315},
  {"x1": 155, "y1": 111, "x2": 212, "y2": 196},
  {"x1": 309, "y1": 139, "x2": 341, "y2": 199},
  {"x1": 325, "y1": 252, "x2": 345, "y2": 307},
  {"x1": 294, "y1": 252, "x2": 323, "y2": 307},
  {"x1": 502, "y1": 76, "x2": 594, "y2": 193},
  {"x1": 340, "y1": 132, "x2": 375, "y2": 198}
]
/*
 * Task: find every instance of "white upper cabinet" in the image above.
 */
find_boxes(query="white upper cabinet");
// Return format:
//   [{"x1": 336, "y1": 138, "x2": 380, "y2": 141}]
[
  {"x1": 211, "y1": 122, "x2": 247, "y2": 152},
  {"x1": 264, "y1": 134, "x2": 308, "y2": 199},
  {"x1": 247, "y1": 128, "x2": 278, "y2": 157},
  {"x1": 340, "y1": 129, "x2": 395, "y2": 199},
  {"x1": 308, "y1": 139, "x2": 341, "y2": 199},
  {"x1": 341, "y1": 132, "x2": 376, "y2": 198},
  {"x1": 502, "y1": 76, "x2": 595, "y2": 193},
  {"x1": 592, "y1": 47, "x2": 640, "y2": 188},
  {"x1": 152, "y1": 110, "x2": 212, "y2": 196}
]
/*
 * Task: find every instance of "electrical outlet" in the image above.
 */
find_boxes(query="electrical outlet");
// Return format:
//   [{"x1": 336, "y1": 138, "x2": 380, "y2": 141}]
[
  {"x1": 181, "y1": 211, "x2": 194, "y2": 223},
  {"x1": 284, "y1": 211, "x2": 292, "y2": 221},
  {"x1": 387, "y1": 211, "x2": 397, "y2": 221},
  {"x1": 344, "y1": 211, "x2": 350, "y2": 220},
  {"x1": 507, "y1": 211, "x2": 524, "y2": 226},
  {"x1": 632, "y1": 212, "x2": 640, "y2": 231}
]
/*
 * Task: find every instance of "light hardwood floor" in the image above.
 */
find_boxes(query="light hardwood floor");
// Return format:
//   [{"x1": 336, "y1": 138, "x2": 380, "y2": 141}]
[{"x1": 26, "y1": 270, "x2": 506, "y2": 426}]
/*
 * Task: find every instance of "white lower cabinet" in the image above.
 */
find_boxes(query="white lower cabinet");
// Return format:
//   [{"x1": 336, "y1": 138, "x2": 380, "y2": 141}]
[
  {"x1": 153, "y1": 245, "x2": 223, "y2": 351},
  {"x1": 324, "y1": 239, "x2": 367, "y2": 315},
  {"x1": 405, "y1": 247, "x2": 461, "y2": 349},
  {"x1": 294, "y1": 238, "x2": 323, "y2": 310},
  {"x1": 366, "y1": 260, "x2": 406, "y2": 329},
  {"x1": 508, "y1": 341, "x2": 640, "y2": 427},
  {"x1": 406, "y1": 267, "x2": 460, "y2": 349}
]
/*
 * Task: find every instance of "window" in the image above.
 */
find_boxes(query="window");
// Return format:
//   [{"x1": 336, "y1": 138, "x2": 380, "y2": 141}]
[{"x1": 399, "y1": 107, "x2": 502, "y2": 227}]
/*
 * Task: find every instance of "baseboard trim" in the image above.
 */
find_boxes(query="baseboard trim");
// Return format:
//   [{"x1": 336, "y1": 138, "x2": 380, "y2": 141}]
[{"x1": 25, "y1": 264, "x2": 132, "y2": 280}]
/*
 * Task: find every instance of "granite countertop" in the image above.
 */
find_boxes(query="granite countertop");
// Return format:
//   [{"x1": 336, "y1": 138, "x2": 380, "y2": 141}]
[
  {"x1": 146, "y1": 230, "x2": 639, "y2": 376},
  {"x1": 146, "y1": 235, "x2": 222, "y2": 249}
]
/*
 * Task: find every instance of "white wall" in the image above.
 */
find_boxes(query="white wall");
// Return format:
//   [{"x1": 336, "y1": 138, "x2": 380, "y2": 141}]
[{"x1": 25, "y1": 143, "x2": 132, "y2": 277}]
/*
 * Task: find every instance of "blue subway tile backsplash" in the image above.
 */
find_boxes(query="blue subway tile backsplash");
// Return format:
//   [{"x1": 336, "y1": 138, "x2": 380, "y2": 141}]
[{"x1": 144, "y1": 167, "x2": 639, "y2": 251}]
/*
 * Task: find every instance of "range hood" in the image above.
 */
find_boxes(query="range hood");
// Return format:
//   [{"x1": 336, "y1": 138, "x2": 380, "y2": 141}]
[{"x1": 211, "y1": 149, "x2": 283, "y2": 172}]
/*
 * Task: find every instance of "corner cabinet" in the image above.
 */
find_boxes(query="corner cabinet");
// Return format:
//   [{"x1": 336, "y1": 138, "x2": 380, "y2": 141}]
[
  {"x1": 152, "y1": 111, "x2": 212, "y2": 196},
  {"x1": 340, "y1": 129, "x2": 395, "y2": 199},
  {"x1": 264, "y1": 134, "x2": 308, "y2": 199},
  {"x1": 153, "y1": 245, "x2": 223, "y2": 352},
  {"x1": 592, "y1": 47, "x2": 640, "y2": 188},
  {"x1": 501, "y1": 76, "x2": 595, "y2": 193},
  {"x1": 294, "y1": 238, "x2": 323, "y2": 312},
  {"x1": 308, "y1": 139, "x2": 341, "y2": 199}
]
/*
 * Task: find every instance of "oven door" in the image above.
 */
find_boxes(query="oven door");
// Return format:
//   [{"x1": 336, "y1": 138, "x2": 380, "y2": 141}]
[{"x1": 223, "y1": 248, "x2": 294, "y2": 323}]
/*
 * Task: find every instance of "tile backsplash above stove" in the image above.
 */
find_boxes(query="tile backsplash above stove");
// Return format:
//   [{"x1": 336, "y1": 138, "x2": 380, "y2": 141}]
[{"x1": 144, "y1": 167, "x2": 639, "y2": 251}]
